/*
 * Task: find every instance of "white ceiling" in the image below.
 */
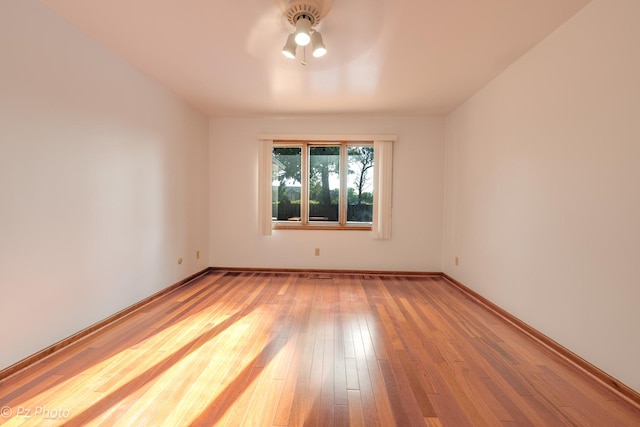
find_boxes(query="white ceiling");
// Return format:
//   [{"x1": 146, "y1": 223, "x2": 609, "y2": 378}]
[{"x1": 40, "y1": 0, "x2": 590, "y2": 117}]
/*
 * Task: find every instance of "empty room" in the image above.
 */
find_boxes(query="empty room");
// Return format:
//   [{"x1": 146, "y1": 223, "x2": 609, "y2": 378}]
[{"x1": 1, "y1": 0, "x2": 639, "y2": 425}]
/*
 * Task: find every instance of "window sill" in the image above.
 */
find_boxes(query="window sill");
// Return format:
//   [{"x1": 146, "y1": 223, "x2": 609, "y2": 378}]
[{"x1": 272, "y1": 223, "x2": 372, "y2": 231}]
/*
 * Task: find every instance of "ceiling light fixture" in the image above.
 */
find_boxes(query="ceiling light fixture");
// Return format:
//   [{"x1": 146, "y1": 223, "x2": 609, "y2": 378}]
[
  {"x1": 281, "y1": 0, "x2": 329, "y2": 62},
  {"x1": 311, "y1": 31, "x2": 326, "y2": 57},
  {"x1": 281, "y1": 34, "x2": 297, "y2": 59},
  {"x1": 294, "y1": 15, "x2": 312, "y2": 46}
]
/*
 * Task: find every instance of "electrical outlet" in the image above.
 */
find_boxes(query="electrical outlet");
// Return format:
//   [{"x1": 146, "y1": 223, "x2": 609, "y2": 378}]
[
  {"x1": 196, "y1": 250, "x2": 200, "y2": 260},
  {"x1": 178, "y1": 257, "x2": 183, "y2": 265},
  {"x1": 314, "y1": 248, "x2": 320, "y2": 256},
  {"x1": 455, "y1": 256, "x2": 459, "y2": 266}
]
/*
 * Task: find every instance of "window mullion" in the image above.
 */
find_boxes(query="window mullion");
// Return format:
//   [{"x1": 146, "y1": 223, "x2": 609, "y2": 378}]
[
  {"x1": 339, "y1": 143, "x2": 347, "y2": 226},
  {"x1": 301, "y1": 143, "x2": 309, "y2": 225}
]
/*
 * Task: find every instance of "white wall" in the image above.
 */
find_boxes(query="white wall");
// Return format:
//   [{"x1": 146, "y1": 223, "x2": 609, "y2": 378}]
[
  {"x1": 443, "y1": 0, "x2": 640, "y2": 391},
  {"x1": 0, "y1": 1, "x2": 209, "y2": 371},
  {"x1": 210, "y1": 116, "x2": 445, "y2": 272}
]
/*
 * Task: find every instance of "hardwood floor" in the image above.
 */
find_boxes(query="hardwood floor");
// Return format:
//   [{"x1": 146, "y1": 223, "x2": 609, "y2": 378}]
[{"x1": 1, "y1": 271, "x2": 639, "y2": 426}]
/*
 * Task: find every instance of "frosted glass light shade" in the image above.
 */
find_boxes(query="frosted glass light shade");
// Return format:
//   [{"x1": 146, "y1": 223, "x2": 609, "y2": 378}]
[
  {"x1": 294, "y1": 17, "x2": 312, "y2": 46},
  {"x1": 311, "y1": 32, "x2": 326, "y2": 57},
  {"x1": 282, "y1": 34, "x2": 297, "y2": 59}
]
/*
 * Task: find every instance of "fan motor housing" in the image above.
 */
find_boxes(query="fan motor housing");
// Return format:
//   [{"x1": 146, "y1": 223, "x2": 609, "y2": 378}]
[{"x1": 280, "y1": 0, "x2": 332, "y2": 27}]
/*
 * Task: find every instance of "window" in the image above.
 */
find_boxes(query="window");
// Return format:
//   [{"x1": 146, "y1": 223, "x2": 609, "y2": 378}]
[
  {"x1": 272, "y1": 141, "x2": 374, "y2": 229},
  {"x1": 258, "y1": 135, "x2": 394, "y2": 238}
]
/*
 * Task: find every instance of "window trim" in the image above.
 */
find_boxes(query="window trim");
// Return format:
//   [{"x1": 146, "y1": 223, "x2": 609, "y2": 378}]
[{"x1": 258, "y1": 134, "x2": 396, "y2": 238}]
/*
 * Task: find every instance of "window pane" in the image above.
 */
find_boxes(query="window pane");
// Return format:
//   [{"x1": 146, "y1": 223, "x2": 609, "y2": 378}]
[
  {"x1": 309, "y1": 146, "x2": 340, "y2": 222},
  {"x1": 273, "y1": 147, "x2": 302, "y2": 221},
  {"x1": 347, "y1": 146, "x2": 374, "y2": 223}
]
